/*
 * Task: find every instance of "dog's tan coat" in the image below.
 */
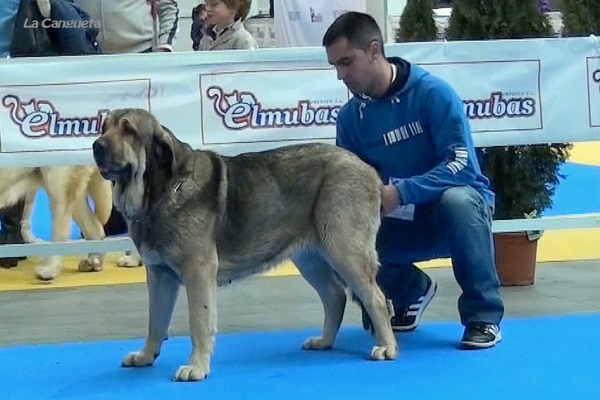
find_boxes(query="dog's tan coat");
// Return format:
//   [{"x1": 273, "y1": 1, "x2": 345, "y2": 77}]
[{"x1": 93, "y1": 108, "x2": 398, "y2": 381}]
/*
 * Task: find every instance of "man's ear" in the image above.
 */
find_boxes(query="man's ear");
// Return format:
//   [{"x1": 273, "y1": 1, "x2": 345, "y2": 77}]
[{"x1": 367, "y1": 40, "x2": 382, "y2": 60}]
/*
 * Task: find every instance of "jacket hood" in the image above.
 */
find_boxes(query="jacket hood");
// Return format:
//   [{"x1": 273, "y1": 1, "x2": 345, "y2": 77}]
[{"x1": 356, "y1": 57, "x2": 429, "y2": 102}]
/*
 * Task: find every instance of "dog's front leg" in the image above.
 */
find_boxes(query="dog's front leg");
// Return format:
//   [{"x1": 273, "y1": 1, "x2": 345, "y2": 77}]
[
  {"x1": 122, "y1": 264, "x2": 180, "y2": 368},
  {"x1": 175, "y1": 252, "x2": 218, "y2": 382}
]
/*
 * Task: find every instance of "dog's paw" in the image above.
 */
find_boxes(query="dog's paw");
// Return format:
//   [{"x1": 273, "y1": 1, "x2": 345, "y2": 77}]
[
  {"x1": 34, "y1": 259, "x2": 60, "y2": 281},
  {"x1": 301, "y1": 336, "x2": 333, "y2": 351},
  {"x1": 78, "y1": 255, "x2": 103, "y2": 273},
  {"x1": 21, "y1": 231, "x2": 41, "y2": 244},
  {"x1": 174, "y1": 364, "x2": 209, "y2": 382},
  {"x1": 117, "y1": 254, "x2": 143, "y2": 268},
  {"x1": 121, "y1": 351, "x2": 156, "y2": 368},
  {"x1": 369, "y1": 345, "x2": 398, "y2": 361}
]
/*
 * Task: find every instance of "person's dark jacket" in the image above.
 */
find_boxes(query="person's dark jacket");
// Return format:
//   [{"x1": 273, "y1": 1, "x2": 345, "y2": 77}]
[{"x1": 10, "y1": 0, "x2": 101, "y2": 57}]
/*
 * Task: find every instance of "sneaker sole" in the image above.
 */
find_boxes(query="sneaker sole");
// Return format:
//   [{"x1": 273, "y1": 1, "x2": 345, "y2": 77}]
[
  {"x1": 392, "y1": 279, "x2": 438, "y2": 332},
  {"x1": 460, "y1": 332, "x2": 503, "y2": 349}
]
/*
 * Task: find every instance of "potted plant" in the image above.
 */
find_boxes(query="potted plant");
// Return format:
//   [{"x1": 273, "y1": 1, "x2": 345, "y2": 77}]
[
  {"x1": 477, "y1": 144, "x2": 571, "y2": 285},
  {"x1": 446, "y1": 0, "x2": 572, "y2": 286}
]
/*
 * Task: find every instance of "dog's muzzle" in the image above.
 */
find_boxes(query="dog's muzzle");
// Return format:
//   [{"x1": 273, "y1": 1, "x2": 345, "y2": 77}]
[
  {"x1": 93, "y1": 139, "x2": 125, "y2": 180},
  {"x1": 92, "y1": 139, "x2": 108, "y2": 163}
]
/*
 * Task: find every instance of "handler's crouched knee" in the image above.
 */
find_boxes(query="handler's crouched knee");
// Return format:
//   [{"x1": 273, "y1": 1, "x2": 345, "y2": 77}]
[{"x1": 438, "y1": 186, "x2": 490, "y2": 224}]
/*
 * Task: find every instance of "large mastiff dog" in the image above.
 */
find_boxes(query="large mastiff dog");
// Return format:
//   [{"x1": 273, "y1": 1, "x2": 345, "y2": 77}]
[{"x1": 92, "y1": 109, "x2": 398, "y2": 381}]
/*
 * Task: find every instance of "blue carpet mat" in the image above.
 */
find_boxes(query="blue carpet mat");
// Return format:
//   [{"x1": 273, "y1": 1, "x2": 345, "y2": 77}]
[
  {"x1": 544, "y1": 163, "x2": 600, "y2": 216},
  {"x1": 0, "y1": 314, "x2": 598, "y2": 400}
]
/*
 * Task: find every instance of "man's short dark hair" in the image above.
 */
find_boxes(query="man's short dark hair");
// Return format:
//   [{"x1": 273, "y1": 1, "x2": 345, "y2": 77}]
[{"x1": 322, "y1": 11, "x2": 385, "y2": 54}]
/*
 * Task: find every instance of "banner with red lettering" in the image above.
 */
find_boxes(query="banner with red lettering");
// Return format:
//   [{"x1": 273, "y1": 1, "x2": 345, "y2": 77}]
[{"x1": 0, "y1": 37, "x2": 599, "y2": 168}]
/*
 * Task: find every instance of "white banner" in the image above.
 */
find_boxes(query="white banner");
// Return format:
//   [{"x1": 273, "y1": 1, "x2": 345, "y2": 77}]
[
  {"x1": 274, "y1": 0, "x2": 367, "y2": 47},
  {"x1": 423, "y1": 60, "x2": 542, "y2": 135},
  {"x1": 0, "y1": 79, "x2": 150, "y2": 153},
  {"x1": 0, "y1": 37, "x2": 599, "y2": 168},
  {"x1": 200, "y1": 68, "x2": 348, "y2": 145},
  {"x1": 587, "y1": 56, "x2": 600, "y2": 128}
]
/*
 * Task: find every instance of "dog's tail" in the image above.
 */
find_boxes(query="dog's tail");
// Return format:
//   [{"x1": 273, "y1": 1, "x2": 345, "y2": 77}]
[{"x1": 87, "y1": 168, "x2": 113, "y2": 226}]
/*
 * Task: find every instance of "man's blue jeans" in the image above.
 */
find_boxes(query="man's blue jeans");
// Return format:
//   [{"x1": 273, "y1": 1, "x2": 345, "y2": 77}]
[
  {"x1": 293, "y1": 185, "x2": 504, "y2": 327},
  {"x1": 377, "y1": 185, "x2": 504, "y2": 326}
]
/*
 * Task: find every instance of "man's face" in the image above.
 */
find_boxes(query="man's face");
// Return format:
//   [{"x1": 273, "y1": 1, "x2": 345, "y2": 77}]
[{"x1": 326, "y1": 37, "x2": 376, "y2": 96}]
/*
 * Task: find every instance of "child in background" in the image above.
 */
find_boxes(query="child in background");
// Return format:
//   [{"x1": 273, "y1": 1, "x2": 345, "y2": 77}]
[
  {"x1": 197, "y1": 0, "x2": 257, "y2": 50},
  {"x1": 191, "y1": 3, "x2": 208, "y2": 51}
]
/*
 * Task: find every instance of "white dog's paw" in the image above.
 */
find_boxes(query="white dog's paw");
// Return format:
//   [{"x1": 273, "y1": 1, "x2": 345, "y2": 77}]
[
  {"x1": 34, "y1": 265, "x2": 58, "y2": 281},
  {"x1": 117, "y1": 254, "x2": 143, "y2": 268},
  {"x1": 121, "y1": 350, "x2": 157, "y2": 368},
  {"x1": 301, "y1": 336, "x2": 333, "y2": 351},
  {"x1": 174, "y1": 363, "x2": 210, "y2": 382},
  {"x1": 78, "y1": 254, "x2": 103, "y2": 273},
  {"x1": 369, "y1": 345, "x2": 398, "y2": 361},
  {"x1": 21, "y1": 230, "x2": 40, "y2": 244},
  {"x1": 34, "y1": 257, "x2": 61, "y2": 281}
]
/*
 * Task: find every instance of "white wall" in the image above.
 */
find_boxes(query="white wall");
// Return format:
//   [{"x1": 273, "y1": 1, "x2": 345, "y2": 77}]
[
  {"x1": 386, "y1": 0, "x2": 407, "y2": 16},
  {"x1": 367, "y1": 0, "x2": 387, "y2": 41}
]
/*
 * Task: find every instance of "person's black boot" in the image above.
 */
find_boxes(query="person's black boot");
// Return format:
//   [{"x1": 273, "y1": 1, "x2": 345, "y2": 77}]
[{"x1": 0, "y1": 199, "x2": 28, "y2": 268}]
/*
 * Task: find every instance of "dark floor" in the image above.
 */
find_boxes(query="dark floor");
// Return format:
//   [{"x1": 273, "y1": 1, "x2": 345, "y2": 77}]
[{"x1": 0, "y1": 260, "x2": 599, "y2": 347}]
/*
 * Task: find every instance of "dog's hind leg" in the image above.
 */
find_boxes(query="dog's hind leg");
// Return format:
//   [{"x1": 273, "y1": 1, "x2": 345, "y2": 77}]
[
  {"x1": 72, "y1": 196, "x2": 105, "y2": 273},
  {"x1": 33, "y1": 167, "x2": 78, "y2": 281},
  {"x1": 294, "y1": 250, "x2": 347, "y2": 351},
  {"x1": 20, "y1": 192, "x2": 38, "y2": 244},
  {"x1": 324, "y1": 243, "x2": 398, "y2": 360},
  {"x1": 313, "y1": 182, "x2": 398, "y2": 360}
]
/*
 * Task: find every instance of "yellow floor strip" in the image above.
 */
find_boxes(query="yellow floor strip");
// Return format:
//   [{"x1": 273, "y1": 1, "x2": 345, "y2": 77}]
[
  {"x1": 1, "y1": 227, "x2": 598, "y2": 292},
  {"x1": 568, "y1": 141, "x2": 600, "y2": 166}
]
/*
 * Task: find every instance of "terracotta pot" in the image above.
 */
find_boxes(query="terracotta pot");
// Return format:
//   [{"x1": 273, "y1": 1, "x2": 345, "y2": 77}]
[{"x1": 493, "y1": 232, "x2": 538, "y2": 286}]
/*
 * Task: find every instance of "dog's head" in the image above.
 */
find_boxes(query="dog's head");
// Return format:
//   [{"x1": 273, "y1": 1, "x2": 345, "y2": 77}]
[
  {"x1": 93, "y1": 108, "x2": 177, "y2": 183},
  {"x1": 92, "y1": 108, "x2": 185, "y2": 220}
]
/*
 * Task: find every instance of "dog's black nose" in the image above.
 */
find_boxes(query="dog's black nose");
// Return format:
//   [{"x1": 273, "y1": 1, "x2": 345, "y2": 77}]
[{"x1": 92, "y1": 140, "x2": 106, "y2": 159}]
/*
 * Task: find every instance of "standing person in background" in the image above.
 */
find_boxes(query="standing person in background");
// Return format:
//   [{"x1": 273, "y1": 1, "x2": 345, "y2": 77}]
[
  {"x1": 191, "y1": 3, "x2": 208, "y2": 51},
  {"x1": 75, "y1": 0, "x2": 180, "y2": 53},
  {"x1": 0, "y1": 0, "x2": 25, "y2": 265},
  {"x1": 197, "y1": 0, "x2": 256, "y2": 50},
  {"x1": 539, "y1": 0, "x2": 552, "y2": 13},
  {"x1": 0, "y1": 0, "x2": 20, "y2": 58}
]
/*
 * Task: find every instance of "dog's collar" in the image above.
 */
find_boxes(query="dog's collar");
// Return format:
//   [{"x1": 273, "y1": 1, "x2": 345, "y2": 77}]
[{"x1": 130, "y1": 176, "x2": 187, "y2": 223}]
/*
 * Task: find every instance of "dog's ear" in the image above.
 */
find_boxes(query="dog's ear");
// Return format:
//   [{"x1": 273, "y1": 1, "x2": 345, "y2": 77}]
[
  {"x1": 120, "y1": 116, "x2": 139, "y2": 135},
  {"x1": 153, "y1": 125, "x2": 177, "y2": 174}
]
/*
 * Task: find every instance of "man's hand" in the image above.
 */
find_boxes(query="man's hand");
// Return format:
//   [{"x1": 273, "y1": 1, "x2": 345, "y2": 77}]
[
  {"x1": 381, "y1": 185, "x2": 401, "y2": 215},
  {"x1": 37, "y1": 0, "x2": 51, "y2": 18}
]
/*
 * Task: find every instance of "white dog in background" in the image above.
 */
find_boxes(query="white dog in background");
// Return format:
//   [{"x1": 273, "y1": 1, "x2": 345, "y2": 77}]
[{"x1": 0, "y1": 166, "x2": 113, "y2": 281}]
